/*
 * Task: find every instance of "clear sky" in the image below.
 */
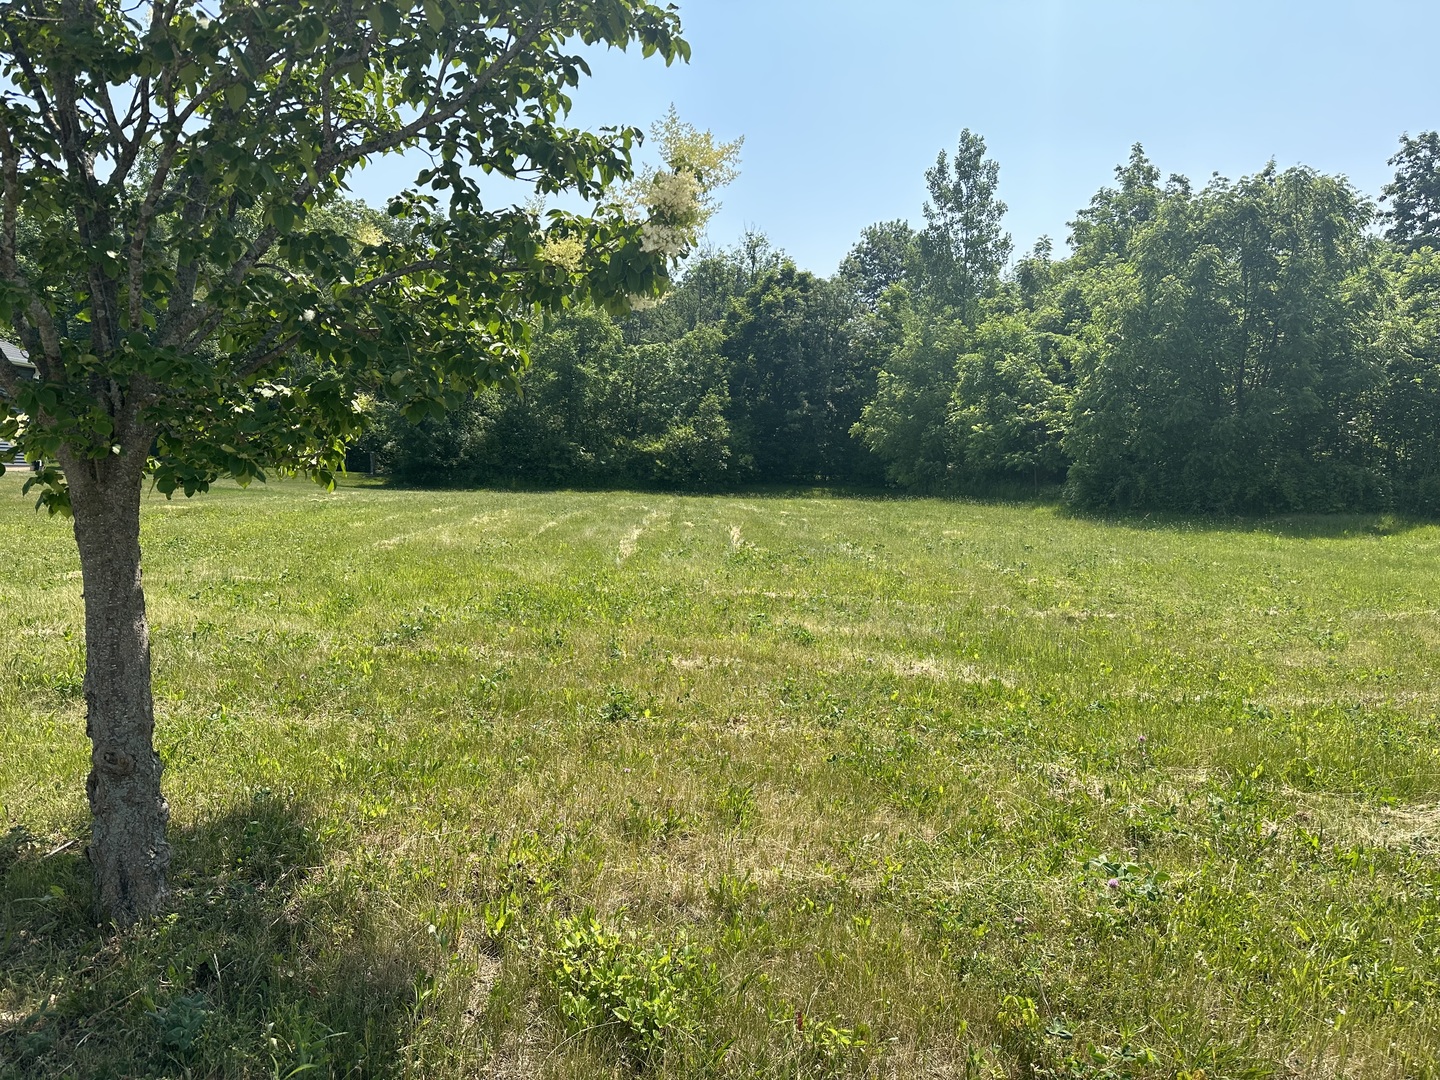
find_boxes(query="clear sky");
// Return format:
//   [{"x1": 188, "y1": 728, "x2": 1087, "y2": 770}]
[{"x1": 350, "y1": 0, "x2": 1440, "y2": 276}]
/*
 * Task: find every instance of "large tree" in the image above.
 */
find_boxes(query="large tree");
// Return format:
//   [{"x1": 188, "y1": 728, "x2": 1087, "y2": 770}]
[
  {"x1": 1066, "y1": 165, "x2": 1382, "y2": 512},
  {"x1": 721, "y1": 261, "x2": 867, "y2": 483},
  {"x1": 1374, "y1": 248, "x2": 1440, "y2": 512},
  {"x1": 914, "y1": 129, "x2": 1011, "y2": 318},
  {"x1": 949, "y1": 311, "x2": 1072, "y2": 488},
  {"x1": 1067, "y1": 143, "x2": 1164, "y2": 266},
  {"x1": 0, "y1": 0, "x2": 691, "y2": 924},
  {"x1": 1382, "y1": 131, "x2": 1440, "y2": 253},
  {"x1": 850, "y1": 132, "x2": 1010, "y2": 490},
  {"x1": 837, "y1": 219, "x2": 915, "y2": 312},
  {"x1": 852, "y1": 300, "x2": 968, "y2": 490}
]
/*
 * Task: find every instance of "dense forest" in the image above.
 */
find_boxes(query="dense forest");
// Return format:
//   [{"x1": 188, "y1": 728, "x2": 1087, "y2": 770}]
[{"x1": 374, "y1": 131, "x2": 1440, "y2": 515}]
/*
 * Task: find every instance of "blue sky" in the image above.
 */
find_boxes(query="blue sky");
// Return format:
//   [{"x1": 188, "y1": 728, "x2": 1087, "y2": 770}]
[{"x1": 351, "y1": 0, "x2": 1440, "y2": 276}]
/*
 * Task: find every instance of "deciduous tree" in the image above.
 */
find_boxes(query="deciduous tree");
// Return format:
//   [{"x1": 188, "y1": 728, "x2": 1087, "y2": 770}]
[
  {"x1": 722, "y1": 261, "x2": 868, "y2": 483},
  {"x1": 914, "y1": 129, "x2": 1011, "y2": 318},
  {"x1": 837, "y1": 219, "x2": 915, "y2": 312},
  {"x1": 1066, "y1": 166, "x2": 1382, "y2": 512},
  {"x1": 1375, "y1": 249, "x2": 1440, "y2": 511},
  {"x1": 1382, "y1": 131, "x2": 1440, "y2": 253},
  {"x1": 0, "y1": 0, "x2": 689, "y2": 924}
]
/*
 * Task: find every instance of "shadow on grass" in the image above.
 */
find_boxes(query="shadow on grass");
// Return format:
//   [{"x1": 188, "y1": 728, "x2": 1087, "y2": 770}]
[
  {"x1": 1, "y1": 793, "x2": 427, "y2": 1079},
  {"x1": 364, "y1": 472, "x2": 1439, "y2": 540},
  {"x1": 1055, "y1": 505, "x2": 1433, "y2": 541},
  {"x1": 369, "y1": 472, "x2": 1064, "y2": 508}
]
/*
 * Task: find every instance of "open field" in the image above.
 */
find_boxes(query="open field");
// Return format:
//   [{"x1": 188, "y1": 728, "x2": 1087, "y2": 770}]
[{"x1": 2, "y1": 478, "x2": 1439, "y2": 1078}]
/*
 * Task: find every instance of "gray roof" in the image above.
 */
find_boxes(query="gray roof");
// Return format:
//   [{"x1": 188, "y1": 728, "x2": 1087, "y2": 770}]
[{"x1": 1, "y1": 339, "x2": 34, "y2": 368}]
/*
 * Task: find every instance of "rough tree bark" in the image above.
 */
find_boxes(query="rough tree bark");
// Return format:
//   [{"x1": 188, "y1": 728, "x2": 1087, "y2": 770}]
[{"x1": 60, "y1": 443, "x2": 171, "y2": 925}]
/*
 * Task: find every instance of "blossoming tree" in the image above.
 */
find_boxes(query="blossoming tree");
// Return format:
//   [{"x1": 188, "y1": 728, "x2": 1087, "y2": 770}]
[{"x1": 0, "y1": 0, "x2": 699, "y2": 925}]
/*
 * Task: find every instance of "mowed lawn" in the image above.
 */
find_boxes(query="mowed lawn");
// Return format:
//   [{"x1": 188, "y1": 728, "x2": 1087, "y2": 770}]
[{"x1": 2, "y1": 477, "x2": 1439, "y2": 1079}]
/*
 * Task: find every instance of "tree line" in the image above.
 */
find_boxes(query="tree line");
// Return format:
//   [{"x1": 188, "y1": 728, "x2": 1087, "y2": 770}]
[{"x1": 377, "y1": 131, "x2": 1440, "y2": 515}]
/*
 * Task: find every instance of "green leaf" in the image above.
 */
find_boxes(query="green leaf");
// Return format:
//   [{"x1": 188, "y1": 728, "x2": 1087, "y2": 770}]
[{"x1": 372, "y1": 2, "x2": 402, "y2": 35}]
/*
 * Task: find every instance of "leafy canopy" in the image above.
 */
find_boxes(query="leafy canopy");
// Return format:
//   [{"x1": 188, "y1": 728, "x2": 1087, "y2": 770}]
[
  {"x1": 915, "y1": 129, "x2": 1011, "y2": 317},
  {"x1": 1066, "y1": 164, "x2": 1381, "y2": 512},
  {"x1": 1382, "y1": 131, "x2": 1440, "y2": 253},
  {"x1": 0, "y1": 0, "x2": 690, "y2": 507}
]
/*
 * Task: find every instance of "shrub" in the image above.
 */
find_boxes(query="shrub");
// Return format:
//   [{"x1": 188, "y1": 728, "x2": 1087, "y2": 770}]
[{"x1": 549, "y1": 916, "x2": 720, "y2": 1067}]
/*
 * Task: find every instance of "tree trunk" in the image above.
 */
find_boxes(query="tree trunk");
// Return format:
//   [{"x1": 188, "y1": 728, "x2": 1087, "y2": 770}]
[{"x1": 63, "y1": 449, "x2": 170, "y2": 925}]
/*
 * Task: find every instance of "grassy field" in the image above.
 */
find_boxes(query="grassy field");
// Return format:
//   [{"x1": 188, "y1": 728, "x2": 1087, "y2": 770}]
[{"x1": 1, "y1": 478, "x2": 1439, "y2": 1079}]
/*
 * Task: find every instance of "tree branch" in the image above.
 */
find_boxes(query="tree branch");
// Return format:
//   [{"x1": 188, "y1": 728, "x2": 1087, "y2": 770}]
[
  {"x1": 173, "y1": 18, "x2": 549, "y2": 351},
  {"x1": 317, "y1": 18, "x2": 545, "y2": 174},
  {"x1": 350, "y1": 258, "x2": 447, "y2": 296},
  {"x1": 0, "y1": 112, "x2": 60, "y2": 382},
  {"x1": 125, "y1": 133, "x2": 187, "y2": 331},
  {"x1": 159, "y1": 170, "x2": 221, "y2": 347},
  {"x1": 0, "y1": 113, "x2": 24, "y2": 284},
  {"x1": 107, "y1": 74, "x2": 154, "y2": 195},
  {"x1": 22, "y1": 302, "x2": 62, "y2": 378},
  {"x1": 0, "y1": 9, "x2": 65, "y2": 148},
  {"x1": 235, "y1": 329, "x2": 302, "y2": 379}
]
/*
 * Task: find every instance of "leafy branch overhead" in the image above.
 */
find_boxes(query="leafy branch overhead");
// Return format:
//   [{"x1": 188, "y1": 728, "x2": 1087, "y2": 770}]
[{"x1": 0, "y1": 0, "x2": 690, "y2": 505}]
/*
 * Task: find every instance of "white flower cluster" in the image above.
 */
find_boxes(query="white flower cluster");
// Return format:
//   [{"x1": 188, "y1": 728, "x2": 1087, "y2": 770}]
[
  {"x1": 646, "y1": 169, "x2": 701, "y2": 217},
  {"x1": 640, "y1": 169, "x2": 702, "y2": 259},
  {"x1": 640, "y1": 222, "x2": 693, "y2": 257},
  {"x1": 538, "y1": 234, "x2": 586, "y2": 272}
]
